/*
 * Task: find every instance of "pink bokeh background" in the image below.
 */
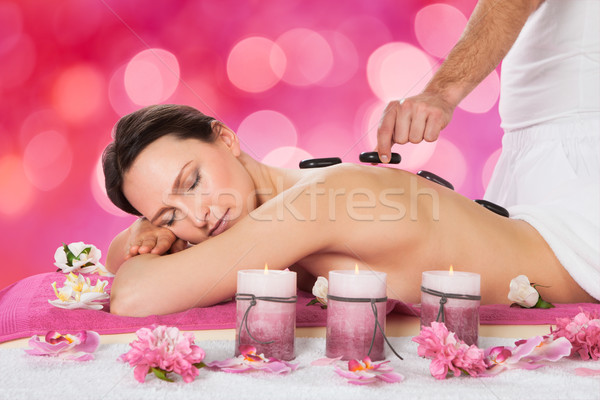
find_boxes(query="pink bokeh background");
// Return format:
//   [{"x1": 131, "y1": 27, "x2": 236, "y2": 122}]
[{"x1": 0, "y1": 0, "x2": 504, "y2": 290}]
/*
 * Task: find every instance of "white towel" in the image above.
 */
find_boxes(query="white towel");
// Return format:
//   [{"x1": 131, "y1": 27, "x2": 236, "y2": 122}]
[
  {"x1": 485, "y1": 117, "x2": 600, "y2": 300},
  {"x1": 1, "y1": 337, "x2": 598, "y2": 400}
]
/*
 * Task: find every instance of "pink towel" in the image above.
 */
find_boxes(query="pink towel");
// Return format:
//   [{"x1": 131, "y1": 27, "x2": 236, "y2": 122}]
[
  {"x1": 389, "y1": 301, "x2": 600, "y2": 325},
  {"x1": 0, "y1": 272, "x2": 329, "y2": 343},
  {"x1": 1, "y1": 272, "x2": 599, "y2": 343}
]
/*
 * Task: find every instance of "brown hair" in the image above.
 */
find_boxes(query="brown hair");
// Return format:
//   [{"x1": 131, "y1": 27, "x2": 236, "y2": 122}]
[{"x1": 102, "y1": 104, "x2": 217, "y2": 215}]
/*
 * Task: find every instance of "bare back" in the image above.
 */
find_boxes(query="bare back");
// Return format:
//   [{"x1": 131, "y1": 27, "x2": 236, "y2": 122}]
[{"x1": 110, "y1": 164, "x2": 594, "y2": 316}]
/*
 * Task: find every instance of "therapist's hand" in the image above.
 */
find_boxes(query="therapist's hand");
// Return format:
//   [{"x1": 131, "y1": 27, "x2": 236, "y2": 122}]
[
  {"x1": 376, "y1": 93, "x2": 455, "y2": 163},
  {"x1": 126, "y1": 217, "x2": 187, "y2": 259}
]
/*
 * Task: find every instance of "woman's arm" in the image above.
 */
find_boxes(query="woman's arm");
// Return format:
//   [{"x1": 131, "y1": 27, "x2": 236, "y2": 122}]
[
  {"x1": 106, "y1": 217, "x2": 187, "y2": 274},
  {"x1": 109, "y1": 181, "x2": 336, "y2": 316},
  {"x1": 377, "y1": 0, "x2": 545, "y2": 153}
]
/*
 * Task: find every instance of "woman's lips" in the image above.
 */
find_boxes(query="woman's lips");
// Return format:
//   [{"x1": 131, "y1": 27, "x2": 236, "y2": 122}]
[{"x1": 209, "y1": 209, "x2": 230, "y2": 237}]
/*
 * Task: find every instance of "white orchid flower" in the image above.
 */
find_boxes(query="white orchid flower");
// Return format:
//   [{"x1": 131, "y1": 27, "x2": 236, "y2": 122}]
[{"x1": 49, "y1": 272, "x2": 109, "y2": 310}]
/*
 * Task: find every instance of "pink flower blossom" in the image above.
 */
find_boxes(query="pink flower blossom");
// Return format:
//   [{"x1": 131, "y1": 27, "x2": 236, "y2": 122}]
[
  {"x1": 551, "y1": 311, "x2": 600, "y2": 361},
  {"x1": 206, "y1": 345, "x2": 298, "y2": 374},
  {"x1": 119, "y1": 325, "x2": 206, "y2": 383},
  {"x1": 483, "y1": 335, "x2": 572, "y2": 376},
  {"x1": 333, "y1": 357, "x2": 404, "y2": 385},
  {"x1": 413, "y1": 322, "x2": 486, "y2": 379},
  {"x1": 25, "y1": 330, "x2": 100, "y2": 361}
]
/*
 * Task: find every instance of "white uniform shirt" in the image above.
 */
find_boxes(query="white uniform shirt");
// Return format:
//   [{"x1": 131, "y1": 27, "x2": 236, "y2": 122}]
[{"x1": 499, "y1": 0, "x2": 600, "y2": 131}]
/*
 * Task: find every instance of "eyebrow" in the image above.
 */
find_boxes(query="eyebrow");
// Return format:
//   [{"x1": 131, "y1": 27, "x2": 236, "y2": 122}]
[{"x1": 149, "y1": 160, "x2": 193, "y2": 224}]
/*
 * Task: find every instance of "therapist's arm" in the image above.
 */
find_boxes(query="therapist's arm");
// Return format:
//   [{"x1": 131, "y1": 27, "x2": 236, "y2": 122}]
[{"x1": 376, "y1": 0, "x2": 544, "y2": 158}]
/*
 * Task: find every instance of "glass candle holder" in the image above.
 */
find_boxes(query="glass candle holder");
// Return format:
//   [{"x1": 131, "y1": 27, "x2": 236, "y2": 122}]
[
  {"x1": 420, "y1": 270, "x2": 481, "y2": 346},
  {"x1": 235, "y1": 269, "x2": 297, "y2": 360},
  {"x1": 326, "y1": 270, "x2": 387, "y2": 361}
]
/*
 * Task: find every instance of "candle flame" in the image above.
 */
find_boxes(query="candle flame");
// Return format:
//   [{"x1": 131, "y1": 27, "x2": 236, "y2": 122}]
[
  {"x1": 354, "y1": 263, "x2": 359, "y2": 274},
  {"x1": 449, "y1": 265, "x2": 454, "y2": 276},
  {"x1": 264, "y1": 263, "x2": 269, "y2": 274}
]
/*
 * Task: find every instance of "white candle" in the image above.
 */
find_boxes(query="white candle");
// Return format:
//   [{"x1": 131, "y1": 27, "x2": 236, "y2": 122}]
[
  {"x1": 235, "y1": 268, "x2": 296, "y2": 360},
  {"x1": 326, "y1": 268, "x2": 387, "y2": 361},
  {"x1": 421, "y1": 268, "x2": 481, "y2": 345}
]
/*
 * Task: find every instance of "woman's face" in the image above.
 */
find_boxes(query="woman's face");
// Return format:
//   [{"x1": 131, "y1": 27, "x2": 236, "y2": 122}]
[{"x1": 122, "y1": 128, "x2": 256, "y2": 244}]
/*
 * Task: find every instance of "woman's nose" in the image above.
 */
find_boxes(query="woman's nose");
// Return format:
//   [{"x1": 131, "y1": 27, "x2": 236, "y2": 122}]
[{"x1": 191, "y1": 204, "x2": 210, "y2": 228}]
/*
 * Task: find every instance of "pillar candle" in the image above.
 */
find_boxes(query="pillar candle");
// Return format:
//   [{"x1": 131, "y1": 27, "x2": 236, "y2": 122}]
[
  {"x1": 235, "y1": 269, "x2": 296, "y2": 360},
  {"x1": 326, "y1": 269, "x2": 387, "y2": 361},
  {"x1": 420, "y1": 270, "x2": 481, "y2": 345}
]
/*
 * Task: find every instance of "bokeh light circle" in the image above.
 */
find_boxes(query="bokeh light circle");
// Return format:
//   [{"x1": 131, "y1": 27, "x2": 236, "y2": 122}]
[
  {"x1": 0, "y1": 34, "x2": 35, "y2": 90},
  {"x1": 367, "y1": 42, "x2": 434, "y2": 101},
  {"x1": 276, "y1": 28, "x2": 334, "y2": 86},
  {"x1": 92, "y1": 154, "x2": 129, "y2": 217},
  {"x1": 109, "y1": 64, "x2": 140, "y2": 117},
  {"x1": 482, "y1": 147, "x2": 502, "y2": 191},
  {"x1": 52, "y1": 64, "x2": 105, "y2": 124},
  {"x1": 457, "y1": 70, "x2": 500, "y2": 113},
  {"x1": 19, "y1": 109, "x2": 66, "y2": 148},
  {"x1": 338, "y1": 15, "x2": 393, "y2": 58},
  {"x1": 236, "y1": 110, "x2": 297, "y2": 159},
  {"x1": 124, "y1": 48, "x2": 180, "y2": 105},
  {"x1": 262, "y1": 146, "x2": 313, "y2": 169},
  {"x1": 319, "y1": 31, "x2": 359, "y2": 87},
  {"x1": 0, "y1": 154, "x2": 35, "y2": 217},
  {"x1": 304, "y1": 122, "x2": 353, "y2": 158},
  {"x1": 415, "y1": 4, "x2": 467, "y2": 58},
  {"x1": 227, "y1": 36, "x2": 286, "y2": 93},
  {"x1": 52, "y1": 0, "x2": 103, "y2": 46},
  {"x1": 420, "y1": 138, "x2": 468, "y2": 191},
  {"x1": 23, "y1": 131, "x2": 73, "y2": 191},
  {"x1": 363, "y1": 101, "x2": 438, "y2": 171},
  {"x1": 0, "y1": 2, "x2": 23, "y2": 54}
]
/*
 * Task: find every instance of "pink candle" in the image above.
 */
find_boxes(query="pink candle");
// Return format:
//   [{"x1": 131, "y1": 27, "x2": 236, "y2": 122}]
[
  {"x1": 326, "y1": 269, "x2": 387, "y2": 361},
  {"x1": 235, "y1": 268, "x2": 296, "y2": 360},
  {"x1": 420, "y1": 269, "x2": 481, "y2": 345}
]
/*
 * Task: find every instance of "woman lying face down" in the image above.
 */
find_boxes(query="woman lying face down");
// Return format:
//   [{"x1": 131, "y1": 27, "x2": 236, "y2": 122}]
[{"x1": 102, "y1": 104, "x2": 594, "y2": 317}]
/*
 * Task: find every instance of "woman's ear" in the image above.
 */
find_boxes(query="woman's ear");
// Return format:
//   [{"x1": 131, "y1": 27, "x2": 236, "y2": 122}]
[{"x1": 212, "y1": 121, "x2": 241, "y2": 157}]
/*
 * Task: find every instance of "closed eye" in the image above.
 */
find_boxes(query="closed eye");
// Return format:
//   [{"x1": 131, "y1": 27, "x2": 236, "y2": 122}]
[
  {"x1": 188, "y1": 171, "x2": 200, "y2": 191},
  {"x1": 163, "y1": 210, "x2": 177, "y2": 227}
]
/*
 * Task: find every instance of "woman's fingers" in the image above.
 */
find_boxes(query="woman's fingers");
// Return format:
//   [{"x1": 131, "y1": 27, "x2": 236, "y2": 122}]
[
  {"x1": 152, "y1": 233, "x2": 177, "y2": 254},
  {"x1": 169, "y1": 238, "x2": 188, "y2": 254}
]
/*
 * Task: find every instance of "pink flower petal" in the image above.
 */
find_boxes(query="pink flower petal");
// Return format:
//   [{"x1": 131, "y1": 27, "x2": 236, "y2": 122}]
[
  {"x1": 526, "y1": 337, "x2": 572, "y2": 362},
  {"x1": 25, "y1": 330, "x2": 99, "y2": 361},
  {"x1": 378, "y1": 372, "x2": 405, "y2": 383},
  {"x1": 119, "y1": 325, "x2": 205, "y2": 383},
  {"x1": 348, "y1": 359, "x2": 362, "y2": 372},
  {"x1": 574, "y1": 367, "x2": 600, "y2": 377},
  {"x1": 239, "y1": 345, "x2": 257, "y2": 356},
  {"x1": 134, "y1": 364, "x2": 150, "y2": 383},
  {"x1": 73, "y1": 331, "x2": 100, "y2": 354},
  {"x1": 346, "y1": 377, "x2": 377, "y2": 385},
  {"x1": 509, "y1": 336, "x2": 543, "y2": 362},
  {"x1": 311, "y1": 356, "x2": 342, "y2": 366}
]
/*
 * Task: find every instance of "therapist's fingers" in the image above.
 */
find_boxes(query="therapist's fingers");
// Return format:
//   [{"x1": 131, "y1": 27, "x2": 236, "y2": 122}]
[
  {"x1": 376, "y1": 102, "x2": 398, "y2": 163},
  {"x1": 423, "y1": 116, "x2": 442, "y2": 142},
  {"x1": 407, "y1": 107, "x2": 428, "y2": 144},
  {"x1": 393, "y1": 101, "x2": 412, "y2": 145}
]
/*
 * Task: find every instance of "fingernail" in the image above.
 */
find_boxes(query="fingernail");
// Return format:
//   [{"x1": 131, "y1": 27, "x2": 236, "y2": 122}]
[{"x1": 381, "y1": 155, "x2": 389, "y2": 162}]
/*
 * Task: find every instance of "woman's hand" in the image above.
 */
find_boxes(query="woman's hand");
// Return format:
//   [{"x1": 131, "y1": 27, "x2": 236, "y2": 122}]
[{"x1": 125, "y1": 217, "x2": 187, "y2": 260}]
